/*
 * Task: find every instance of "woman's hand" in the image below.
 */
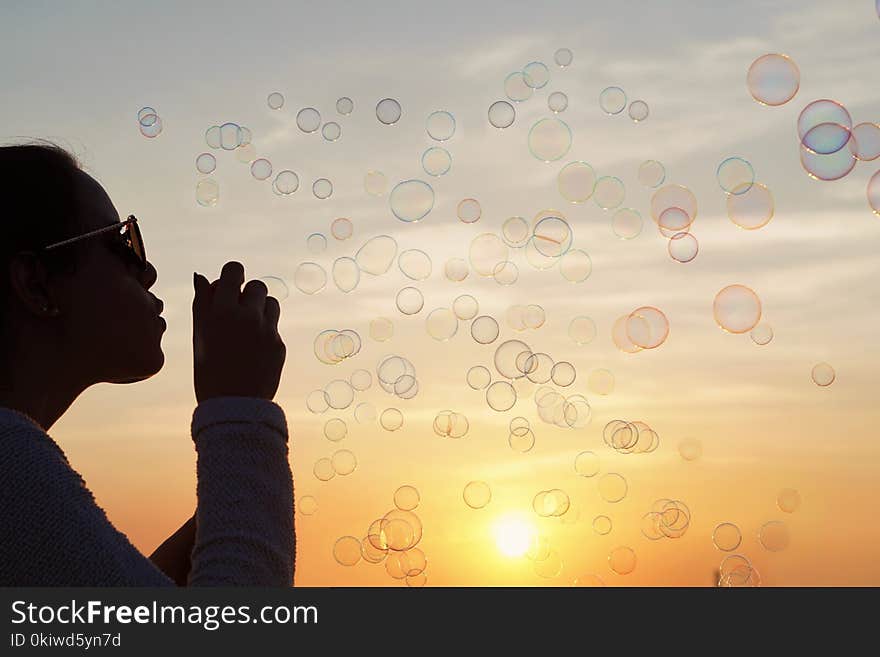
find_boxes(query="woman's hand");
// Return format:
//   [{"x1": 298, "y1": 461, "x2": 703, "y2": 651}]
[{"x1": 192, "y1": 262, "x2": 286, "y2": 403}]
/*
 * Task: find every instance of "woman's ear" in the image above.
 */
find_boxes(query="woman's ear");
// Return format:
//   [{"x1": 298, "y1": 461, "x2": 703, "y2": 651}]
[{"x1": 7, "y1": 252, "x2": 60, "y2": 317}]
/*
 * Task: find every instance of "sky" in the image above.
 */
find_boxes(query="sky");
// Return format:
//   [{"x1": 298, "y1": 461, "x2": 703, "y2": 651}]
[{"x1": 2, "y1": 0, "x2": 879, "y2": 586}]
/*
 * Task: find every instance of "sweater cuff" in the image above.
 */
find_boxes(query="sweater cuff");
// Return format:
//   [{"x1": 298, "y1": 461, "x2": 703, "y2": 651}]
[{"x1": 191, "y1": 397, "x2": 288, "y2": 443}]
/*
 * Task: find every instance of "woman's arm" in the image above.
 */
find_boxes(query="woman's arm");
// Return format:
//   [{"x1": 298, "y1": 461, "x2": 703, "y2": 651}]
[{"x1": 148, "y1": 513, "x2": 196, "y2": 586}]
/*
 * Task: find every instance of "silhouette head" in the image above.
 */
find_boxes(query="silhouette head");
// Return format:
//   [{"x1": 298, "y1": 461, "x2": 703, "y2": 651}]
[{"x1": 0, "y1": 141, "x2": 165, "y2": 388}]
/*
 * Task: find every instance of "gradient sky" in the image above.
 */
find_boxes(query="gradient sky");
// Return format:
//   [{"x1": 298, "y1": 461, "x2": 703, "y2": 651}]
[{"x1": 3, "y1": 0, "x2": 879, "y2": 586}]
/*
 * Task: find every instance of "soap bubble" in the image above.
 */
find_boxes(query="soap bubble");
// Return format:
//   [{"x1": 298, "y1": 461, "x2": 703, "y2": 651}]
[
  {"x1": 324, "y1": 379, "x2": 355, "y2": 410},
  {"x1": 777, "y1": 488, "x2": 801, "y2": 513},
  {"x1": 463, "y1": 482, "x2": 492, "y2": 509},
  {"x1": 651, "y1": 184, "x2": 698, "y2": 229},
  {"x1": 574, "y1": 451, "x2": 599, "y2": 477},
  {"x1": 390, "y1": 180, "x2": 435, "y2": 222},
  {"x1": 713, "y1": 523, "x2": 742, "y2": 551},
  {"x1": 296, "y1": 107, "x2": 321, "y2": 133},
  {"x1": 196, "y1": 153, "x2": 216, "y2": 174},
  {"x1": 717, "y1": 157, "x2": 755, "y2": 194},
  {"x1": 523, "y1": 61, "x2": 550, "y2": 88},
  {"x1": 471, "y1": 315, "x2": 500, "y2": 344},
  {"x1": 747, "y1": 53, "x2": 800, "y2": 106},
  {"x1": 599, "y1": 87, "x2": 627, "y2": 115},
  {"x1": 196, "y1": 179, "x2": 219, "y2": 207},
  {"x1": 593, "y1": 176, "x2": 625, "y2": 210},
  {"x1": 432, "y1": 411, "x2": 469, "y2": 439},
  {"x1": 811, "y1": 362, "x2": 835, "y2": 387},
  {"x1": 612, "y1": 208, "x2": 643, "y2": 239},
  {"x1": 504, "y1": 72, "x2": 533, "y2": 102},
  {"x1": 593, "y1": 515, "x2": 612, "y2": 535},
  {"x1": 294, "y1": 262, "x2": 327, "y2": 295},
  {"x1": 426, "y1": 308, "x2": 458, "y2": 341},
  {"x1": 267, "y1": 92, "x2": 284, "y2": 109},
  {"x1": 554, "y1": 48, "x2": 573, "y2": 67},
  {"x1": 426, "y1": 110, "x2": 456, "y2": 141},
  {"x1": 331, "y1": 449, "x2": 357, "y2": 476},
  {"x1": 205, "y1": 125, "x2": 222, "y2": 149},
  {"x1": 668, "y1": 232, "x2": 699, "y2": 263},
  {"x1": 313, "y1": 178, "x2": 333, "y2": 199},
  {"x1": 678, "y1": 438, "x2": 702, "y2": 461},
  {"x1": 324, "y1": 418, "x2": 348, "y2": 442},
  {"x1": 638, "y1": 160, "x2": 666, "y2": 188},
  {"x1": 422, "y1": 147, "x2": 452, "y2": 176},
  {"x1": 394, "y1": 485, "x2": 420, "y2": 511},
  {"x1": 626, "y1": 306, "x2": 670, "y2": 349},
  {"x1": 559, "y1": 249, "x2": 592, "y2": 283},
  {"x1": 354, "y1": 402, "x2": 377, "y2": 424},
  {"x1": 502, "y1": 216, "x2": 531, "y2": 247},
  {"x1": 458, "y1": 198, "x2": 482, "y2": 224},
  {"x1": 444, "y1": 258, "x2": 469, "y2": 282},
  {"x1": 322, "y1": 122, "x2": 342, "y2": 142},
  {"x1": 598, "y1": 473, "x2": 628, "y2": 503},
  {"x1": 628, "y1": 100, "x2": 649, "y2": 122},
  {"x1": 608, "y1": 546, "x2": 636, "y2": 575},
  {"x1": 259, "y1": 276, "x2": 289, "y2": 302},
  {"x1": 548, "y1": 91, "x2": 568, "y2": 113},
  {"x1": 528, "y1": 118, "x2": 572, "y2": 162},
  {"x1": 727, "y1": 182, "x2": 774, "y2": 230},
  {"x1": 759, "y1": 520, "x2": 790, "y2": 551},
  {"x1": 488, "y1": 100, "x2": 516, "y2": 128},
  {"x1": 313, "y1": 457, "x2": 335, "y2": 481},
  {"x1": 396, "y1": 287, "x2": 424, "y2": 315},
  {"x1": 850, "y1": 122, "x2": 880, "y2": 160},
  {"x1": 750, "y1": 323, "x2": 774, "y2": 345},
  {"x1": 356, "y1": 235, "x2": 398, "y2": 275},
  {"x1": 380, "y1": 408, "x2": 404, "y2": 432},
  {"x1": 272, "y1": 170, "x2": 299, "y2": 195},
  {"x1": 798, "y1": 99, "x2": 852, "y2": 149},
  {"x1": 587, "y1": 368, "x2": 615, "y2": 395},
  {"x1": 486, "y1": 381, "x2": 517, "y2": 411},
  {"x1": 332, "y1": 257, "x2": 360, "y2": 293},
  {"x1": 331, "y1": 217, "x2": 353, "y2": 241},
  {"x1": 800, "y1": 140, "x2": 857, "y2": 181},
  {"x1": 399, "y1": 249, "x2": 432, "y2": 281},
  {"x1": 139, "y1": 115, "x2": 163, "y2": 138},
  {"x1": 333, "y1": 536, "x2": 362, "y2": 566},
  {"x1": 336, "y1": 97, "x2": 354, "y2": 115},
  {"x1": 714, "y1": 285, "x2": 761, "y2": 334},
  {"x1": 298, "y1": 495, "x2": 318, "y2": 516},
  {"x1": 250, "y1": 158, "x2": 272, "y2": 181},
  {"x1": 466, "y1": 365, "x2": 492, "y2": 390},
  {"x1": 557, "y1": 161, "x2": 596, "y2": 203},
  {"x1": 559, "y1": 321, "x2": 594, "y2": 351},
  {"x1": 376, "y1": 98, "x2": 402, "y2": 125},
  {"x1": 349, "y1": 369, "x2": 372, "y2": 391},
  {"x1": 452, "y1": 294, "x2": 479, "y2": 320},
  {"x1": 219, "y1": 122, "x2": 240, "y2": 150}
]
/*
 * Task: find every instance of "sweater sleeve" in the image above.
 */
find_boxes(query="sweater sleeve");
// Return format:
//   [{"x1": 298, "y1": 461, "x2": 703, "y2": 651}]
[{"x1": 187, "y1": 397, "x2": 295, "y2": 586}]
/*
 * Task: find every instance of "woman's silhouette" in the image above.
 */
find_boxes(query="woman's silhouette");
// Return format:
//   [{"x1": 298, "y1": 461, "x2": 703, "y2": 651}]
[{"x1": 0, "y1": 141, "x2": 294, "y2": 586}]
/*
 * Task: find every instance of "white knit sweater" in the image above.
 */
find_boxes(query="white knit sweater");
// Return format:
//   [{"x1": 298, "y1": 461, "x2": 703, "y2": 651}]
[{"x1": 0, "y1": 397, "x2": 295, "y2": 586}]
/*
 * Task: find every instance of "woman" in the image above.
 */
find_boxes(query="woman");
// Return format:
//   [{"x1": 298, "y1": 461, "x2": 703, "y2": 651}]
[{"x1": 0, "y1": 142, "x2": 295, "y2": 586}]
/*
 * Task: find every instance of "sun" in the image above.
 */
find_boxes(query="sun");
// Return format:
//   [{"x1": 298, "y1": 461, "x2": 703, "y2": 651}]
[{"x1": 492, "y1": 513, "x2": 537, "y2": 558}]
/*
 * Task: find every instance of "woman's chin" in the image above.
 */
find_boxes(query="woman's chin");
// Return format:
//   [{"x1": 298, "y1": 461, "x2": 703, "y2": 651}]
[{"x1": 108, "y1": 350, "x2": 165, "y2": 384}]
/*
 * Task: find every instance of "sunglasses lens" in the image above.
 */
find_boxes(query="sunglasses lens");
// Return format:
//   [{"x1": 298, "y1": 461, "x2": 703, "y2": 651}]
[{"x1": 125, "y1": 221, "x2": 147, "y2": 268}]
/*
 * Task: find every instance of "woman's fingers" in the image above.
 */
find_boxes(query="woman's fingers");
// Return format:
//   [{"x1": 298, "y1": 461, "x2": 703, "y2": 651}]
[
  {"x1": 264, "y1": 295, "x2": 281, "y2": 329},
  {"x1": 213, "y1": 261, "x2": 245, "y2": 311},
  {"x1": 240, "y1": 279, "x2": 269, "y2": 314}
]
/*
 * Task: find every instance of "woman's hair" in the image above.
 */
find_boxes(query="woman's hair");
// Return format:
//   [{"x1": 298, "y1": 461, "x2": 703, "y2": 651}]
[{"x1": 0, "y1": 141, "x2": 85, "y2": 317}]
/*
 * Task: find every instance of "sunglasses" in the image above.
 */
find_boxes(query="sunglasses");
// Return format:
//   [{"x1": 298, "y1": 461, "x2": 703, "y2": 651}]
[{"x1": 42, "y1": 214, "x2": 147, "y2": 271}]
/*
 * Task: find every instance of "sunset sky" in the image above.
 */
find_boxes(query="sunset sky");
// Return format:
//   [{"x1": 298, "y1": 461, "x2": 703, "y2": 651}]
[{"x1": 3, "y1": 0, "x2": 879, "y2": 585}]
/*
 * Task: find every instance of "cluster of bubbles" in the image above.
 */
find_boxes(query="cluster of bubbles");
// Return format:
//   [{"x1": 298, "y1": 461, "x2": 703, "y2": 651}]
[
  {"x1": 313, "y1": 329, "x2": 362, "y2": 365},
  {"x1": 602, "y1": 420, "x2": 660, "y2": 454},
  {"x1": 598, "y1": 86, "x2": 650, "y2": 123},
  {"x1": 294, "y1": 234, "x2": 398, "y2": 295},
  {"x1": 640, "y1": 499, "x2": 691, "y2": 540},
  {"x1": 612, "y1": 306, "x2": 670, "y2": 353},
  {"x1": 376, "y1": 354, "x2": 420, "y2": 401},
  {"x1": 747, "y1": 52, "x2": 879, "y2": 213},
  {"x1": 433, "y1": 410, "x2": 470, "y2": 439},
  {"x1": 136, "y1": 41, "x2": 865, "y2": 586},
  {"x1": 508, "y1": 416, "x2": 535, "y2": 452},
  {"x1": 313, "y1": 448, "x2": 358, "y2": 482},
  {"x1": 330, "y1": 486, "x2": 428, "y2": 587},
  {"x1": 137, "y1": 106, "x2": 163, "y2": 139}
]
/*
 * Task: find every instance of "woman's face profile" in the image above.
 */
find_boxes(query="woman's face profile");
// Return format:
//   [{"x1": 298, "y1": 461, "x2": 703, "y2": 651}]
[{"x1": 58, "y1": 171, "x2": 166, "y2": 385}]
